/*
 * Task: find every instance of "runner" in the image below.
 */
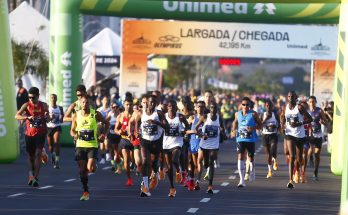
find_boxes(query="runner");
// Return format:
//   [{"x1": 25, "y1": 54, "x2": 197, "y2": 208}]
[
  {"x1": 15, "y1": 87, "x2": 49, "y2": 187},
  {"x1": 163, "y1": 100, "x2": 189, "y2": 197},
  {"x1": 261, "y1": 100, "x2": 280, "y2": 179},
  {"x1": 307, "y1": 96, "x2": 327, "y2": 181},
  {"x1": 63, "y1": 84, "x2": 89, "y2": 122},
  {"x1": 187, "y1": 100, "x2": 205, "y2": 191},
  {"x1": 195, "y1": 102, "x2": 226, "y2": 194},
  {"x1": 280, "y1": 91, "x2": 312, "y2": 189},
  {"x1": 70, "y1": 95, "x2": 109, "y2": 201},
  {"x1": 97, "y1": 96, "x2": 111, "y2": 164},
  {"x1": 46, "y1": 94, "x2": 64, "y2": 169},
  {"x1": 231, "y1": 97, "x2": 262, "y2": 188},
  {"x1": 115, "y1": 97, "x2": 134, "y2": 186},
  {"x1": 105, "y1": 102, "x2": 121, "y2": 172},
  {"x1": 138, "y1": 95, "x2": 168, "y2": 197}
]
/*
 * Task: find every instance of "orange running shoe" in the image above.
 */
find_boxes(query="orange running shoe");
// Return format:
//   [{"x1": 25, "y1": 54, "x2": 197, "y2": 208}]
[
  {"x1": 80, "y1": 192, "x2": 90, "y2": 201},
  {"x1": 266, "y1": 171, "x2": 272, "y2": 179},
  {"x1": 125, "y1": 178, "x2": 133, "y2": 186},
  {"x1": 273, "y1": 160, "x2": 278, "y2": 171},
  {"x1": 149, "y1": 174, "x2": 158, "y2": 190},
  {"x1": 294, "y1": 171, "x2": 300, "y2": 184},
  {"x1": 41, "y1": 149, "x2": 48, "y2": 164},
  {"x1": 175, "y1": 172, "x2": 182, "y2": 184},
  {"x1": 168, "y1": 188, "x2": 176, "y2": 197}
]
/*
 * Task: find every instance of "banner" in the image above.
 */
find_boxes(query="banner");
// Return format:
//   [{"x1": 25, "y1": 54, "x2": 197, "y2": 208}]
[
  {"x1": 123, "y1": 20, "x2": 338, "y2": 60},
  {"x1": 0, "y1": 0, "x2": 19, "y2": 163},
  {"x1": 147, "y1": 70, "x2": 159, "y2": 91},
  {"x1": 119, "y1": 54, "x2": 147, "y2": 98},
  {"x1": 313, "y1": 61, "x2": 335, "y2": 105},
  {"x1": 80, "y1": 1, "x2": 339, "y2": 24}
]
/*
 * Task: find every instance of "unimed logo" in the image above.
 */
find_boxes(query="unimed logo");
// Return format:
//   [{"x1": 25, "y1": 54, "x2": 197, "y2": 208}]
[{"x1": 0, "y1": 88, "x2": 6, "y2": 137}]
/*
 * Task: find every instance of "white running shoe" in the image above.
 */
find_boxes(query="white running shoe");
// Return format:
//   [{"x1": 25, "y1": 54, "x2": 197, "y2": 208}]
[
  {"x1": 105, "y1": 153, "x2": 111, "y2": 162},
  {"x1": 99, "y1": 158, "x2": 106, "y2": 165}
]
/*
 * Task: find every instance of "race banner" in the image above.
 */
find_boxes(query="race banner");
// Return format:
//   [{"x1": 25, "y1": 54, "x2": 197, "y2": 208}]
[
  {"x1": 123, "y1": 20, "x2": 338, "y2": 60},
  {"x1": 119, "y1": 54, "x2": 147, "y2": 98},
  {"x1": 313, "y1": 60, "x2": 335, "y2": 105}
]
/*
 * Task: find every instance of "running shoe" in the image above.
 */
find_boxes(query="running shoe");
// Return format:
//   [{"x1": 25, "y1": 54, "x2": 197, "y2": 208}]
[
  {"x1": 180, "y1": 171, "x2": 187, "y2": 184},
  {"x1": 168, "y1": 188, "x2": 176, "y2": 197},
  {"x1": 237, "y1": 182, "x2": 246, "y2": 188},
  {"x1": 159, "y1": 168, "x2": 165, "y2": 181},
  {"x1": 54, "y1": 160, "x2": 60, "y2": 169},
  {"x1": 28, "y1": 176, "x2": 34, "y2": 186},
  {"x1": 194, "y1": 181, "x2": 201, "y2": 191},
  {"x1": 206, "y1": 185, "x2": 213, "y2": 194},
  {"x1": 188, "y1": 179, "x2": 195, "y2": 191},
  {"x1": 32, "y1": 177, "x2": 39, "y2": 187},
  {"x1": 287, "y1": 181, "x2": 295, "y2": 189},
  {"x1": 80, "y1": 192, "x2": 90, "y2": 201},
  {"x1": 125, "y1": 178, "x2": 134, "y2": 187},
  {"x1": 266, "y1": 171, "x2": 272, "y2": 179},
  {"x1": 294, "y1": 171, "x2": 300, "y2": 184},
  {"x1": 214, "y1": 160, "x2": 220, "y2": 168},
  {"x1": 313, "y1": 174, "x2": 319, "y2": 181},
  {"x1": 99, "y1": 158, "x2": 106, "y2": 165},
  {"x1": 175, "y1": 172, "x2": 182, "y2": 184},
  {"x1": 149, "y1": 174, "x2": 159, "y2": 189},
  {"x1": 244, "y1": 173, "x2": 249, "y2": 181},
  {"x1": 273, "y1": 160, "x2": 278, "y2": 171},
  {"x1": 140, "y1": 182, "x2": 151, "y2": 197}
]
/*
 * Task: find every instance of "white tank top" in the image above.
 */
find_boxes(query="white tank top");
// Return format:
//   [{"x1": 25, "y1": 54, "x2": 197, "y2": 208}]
[
  {"x1": 47, "y1": 106, "x2": 62, "y2": 128},
  {"x1": 141, "y1": 110, "x2": 163, "y2": 141},
  {"x1": 262, "y1": 112, "x2": 278, "y2": 135},
  {"x1": 200, "y1": 113, "x2": 220, "y2": 149},
  {"x1": 285, "y1": 104, "x2": 305, "y2": 138},
  {"x1": 163, "y1": 113, "x2": 184, "y2": 149},
  {"x1": 108, "y1": 112, "x2": 118, "y2": 134}
]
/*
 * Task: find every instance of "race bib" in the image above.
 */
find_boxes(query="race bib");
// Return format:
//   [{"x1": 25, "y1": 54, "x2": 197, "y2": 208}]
[
  {"x1": 205, "y1": 125, "x2": 218, "y2": 138},
  {"x1": 166, "y1": 124, "x2": 180, "y2": 137},
  {"x1": 266, "y1": 122, "x2": 276, "y2": 132},
  {"x1": 312, "y1": 123, "x2": 321, "y2": 133},
  {"x1": 143, "y1": 123, "x2": 158, "y2": 136},
  {"x1": 239, "y1": 127, "x2": 252, "y2": 139},
  {"x1": 79, "y1": 130, "x2": 95, "y2": 141},
  {"x1": 30, "y1": 117, "x2": 43, "y2": 128}
]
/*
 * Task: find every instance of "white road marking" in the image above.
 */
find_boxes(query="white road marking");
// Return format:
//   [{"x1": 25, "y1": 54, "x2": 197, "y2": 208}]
[
  {"x1": 221, "y1": 182, "x2": 229, "y2": 187},
  {"x1": 88, "y1": 173, "x2": 95, "y2": 176},
  {"x1": 102, "y1": 166, "x2": 112, "y2": 170},
  {"x1": 187, "y1": 208, "x2": 199, "y2": 213},
  {"x1": 234, "y1": 170, "x2": 239, "y2": 174},
  {"x1": 8, "y1": 193, "x2": 25, "y2": 198},
  {"x1": 229, "y1": 175, "x2": 236, "y2": 180},
  {"x1": 38, "y1": 185, "x2": 53, "y2": 190},
  {"x1": 64, "y1": 178, "x2": 76, "y2": 182},
  {"x1": 213, "y1": 190, "x2": 220, "y2": 194},
  {"x1": 200, "y1": 198, "x2": 211, "y2": 203}
]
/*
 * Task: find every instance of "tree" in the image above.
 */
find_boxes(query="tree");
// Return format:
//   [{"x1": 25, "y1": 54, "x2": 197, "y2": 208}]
[
  {"x1": 164, "y1": 56, "x2": 196, "y2": 88},
  {"x1": 11, "y1": 39, "x2": 48, "y2": 79}
]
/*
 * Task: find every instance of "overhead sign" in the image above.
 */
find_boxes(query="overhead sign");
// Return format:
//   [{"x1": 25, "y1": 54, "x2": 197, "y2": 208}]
[
  {"x1": 313, "y1": 60, "x2": 335, "y2": 104},
  {"x1": 95, "y1": 56, "x2": 120, "y2": 67},
  {"x1": 123, "y1": 20, "x2": 338, "y2": 60},
  {"x1": 81, "y1": 1, "x2": 339, "y2": 24}
]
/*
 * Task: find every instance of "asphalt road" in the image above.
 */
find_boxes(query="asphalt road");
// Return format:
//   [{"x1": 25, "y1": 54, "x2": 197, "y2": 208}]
[{"x1": 0, "y1": 138, "x2": 341, "y2": 215}]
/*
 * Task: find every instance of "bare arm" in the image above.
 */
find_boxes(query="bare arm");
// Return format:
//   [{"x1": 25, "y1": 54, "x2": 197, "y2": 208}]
[
  {"x1": 70, "y1": 113, "x2": 78, "y2": 140},
  {"x1": 253, "y1": 111, "x2": 262, "y2": 130},
  {"x1": 231, "y1": 112, "x2": 239, "y2": 137},
  {"x1": 63, "y1": 102, "x2": 76, "y2": 122},
  {"x1": 15, "y1": 103, "x2": 29, "y2": 120}
]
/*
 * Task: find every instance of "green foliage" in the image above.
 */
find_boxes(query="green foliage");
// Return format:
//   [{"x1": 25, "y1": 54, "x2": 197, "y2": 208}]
[
  {"x1": 164, "y1": 56, "x2": 196, "y2": 88},
  {"x1": 11, "y1": 39, "x2": 48, "y2": 79}
]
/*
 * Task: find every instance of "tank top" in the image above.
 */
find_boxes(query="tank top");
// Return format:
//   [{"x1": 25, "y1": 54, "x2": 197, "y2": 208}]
[
  {"x1": 141, "y1": 110, "x2": 162, "y2": 141},
  {"x1": 47, "y1": 105, "x2": 63, "y2": 128},
  {"x1": 120, "y1": 113, "x2": 131, "y2": 139},
  {"x1": 190, "y1": 115, "x2": 203, "y2": 145},
  {"x1": 236, "y1": 110, "x2": 257, "y2": 143},
  {"x1": 285, "y1": 104, "x2": 305, "y2": 138},
  {"x1": 309, "y1": 107, "x2": 322, "y2": 138},
  {"x1": 163, "y1": 113, "x2": 184, "y2": 149},
  {"x1": 76, "y1": 109, "x2": 98, "y2": 148},
  {"x1": 262, "y1": 112, "x2": 278, "y2": 135},
  {"x1": 26, "y1": 101, "x2": 47, "y2": 136},
  {"x1": 200, "y1": 113, "x2": 220, "y2": 149},
  {"x1": 108, "y1": 112, "x2": 117, "y2": 134}
]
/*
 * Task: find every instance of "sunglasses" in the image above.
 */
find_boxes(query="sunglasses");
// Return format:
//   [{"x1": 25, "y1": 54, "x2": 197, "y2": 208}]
[
  {"x1": 111, "y1": 106, "x2": 118, "y2": 109},
  {"x1": 29, "y1": 96, "x2": 36, "y2": 99},
  {"x1": 241, "y1": 103, "x2": 250, "y2": 106},
  {"x1": 76, "y1": 94, "x2": 82, "y2": 97}
]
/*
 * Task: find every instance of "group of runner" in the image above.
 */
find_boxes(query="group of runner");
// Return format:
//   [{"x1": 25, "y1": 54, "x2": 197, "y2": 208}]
[{"x1": 15, "y1": 85, "x2": 332, "y2": 200}]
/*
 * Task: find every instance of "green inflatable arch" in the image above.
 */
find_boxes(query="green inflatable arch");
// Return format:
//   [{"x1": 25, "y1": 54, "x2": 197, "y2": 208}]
[{"x1": 1, "y1": 0, "x2": 348, "y2": 210}]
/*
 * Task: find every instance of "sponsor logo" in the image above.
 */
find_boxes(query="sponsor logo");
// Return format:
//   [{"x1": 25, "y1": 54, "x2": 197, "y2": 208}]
[
  {"x1": 287, "y1": 44, "x2": 308, "y2": 49},
  {"x1": 311, "y1": 39, "x2": 330, "y2": 56},
  {"x1": 60, "y1": 51, "x2": 72, "y2": 110},
  {"x1": 163, "y1": 1, "x2": 248, "y2": 14},
  {"x1": 132, "y1": 34, "x2": 151, "y2": 49},
  {"x1": 0, "y1": 88, "x2": 6, "y2": 137},
  {"x1": 127, "y1": 64, "x2": 142, "y2": 73},
  {"x1": 154, "y1": 35, "x2": 183, "y2": 49},
  {"x1": 254, "y1": 3, "x2": 276, "y2": 15}
]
